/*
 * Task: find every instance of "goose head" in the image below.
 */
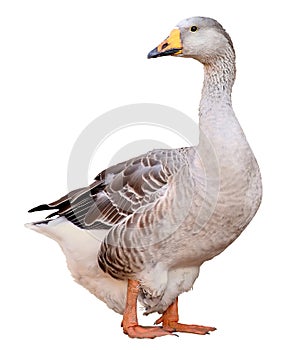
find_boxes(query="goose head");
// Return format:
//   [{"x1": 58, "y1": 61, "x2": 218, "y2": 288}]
[{"x1": 148, "y1": 17, "x2": 235, "y2": 64}]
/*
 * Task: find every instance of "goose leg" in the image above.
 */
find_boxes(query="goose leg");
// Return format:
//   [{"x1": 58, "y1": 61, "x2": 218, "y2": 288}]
[
  {"x1": 122, "y1": 279, "x2": 172, "y2": 339},
  {"x1": 154, "y1": 297, "x2": 216, "y2": 335}
]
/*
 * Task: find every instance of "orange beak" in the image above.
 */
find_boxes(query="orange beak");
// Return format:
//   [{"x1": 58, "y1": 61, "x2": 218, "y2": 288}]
[{"x1": 147, "y1": 29, "x2": 183, "y2": 59}]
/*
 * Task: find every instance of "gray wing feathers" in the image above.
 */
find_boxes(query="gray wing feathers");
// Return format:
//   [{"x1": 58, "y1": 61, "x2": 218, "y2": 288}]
[
  {"x1": 29, "y1": 148, "x2": 188, "y2": 231},
  {"x1": 28, "y1": 147, "x2": 195, "y2": 279},
  {"x1": 98, "y1": 160, "x2": 195, "y2": 279},
  {"x1": 84, "y1": 149, "x2": 174, "y2": 228}
]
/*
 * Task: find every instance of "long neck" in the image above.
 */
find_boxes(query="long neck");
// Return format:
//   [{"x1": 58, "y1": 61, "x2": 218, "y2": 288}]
[
  {"x1": 201, "y1": 61, "x2": 235, "y2": 109},
  {"x1": 198, "y1": 51, "x2": 245, "y2": 152}
]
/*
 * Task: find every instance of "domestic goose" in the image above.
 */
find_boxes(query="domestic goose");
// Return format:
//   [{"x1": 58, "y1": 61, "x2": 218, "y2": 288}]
[{"x1": 26, "y1": 17, "x2": 262, "y2": 338}]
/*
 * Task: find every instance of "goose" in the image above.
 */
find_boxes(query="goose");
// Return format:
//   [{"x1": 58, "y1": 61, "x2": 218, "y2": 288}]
[{"x1": 26, "y1": 16, "x2": 262, "y2": 339}]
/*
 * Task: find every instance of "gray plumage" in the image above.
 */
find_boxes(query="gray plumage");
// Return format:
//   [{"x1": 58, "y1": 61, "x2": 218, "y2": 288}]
[{"x1": 26, "y1": 17, "x2": 262, "y2": 316}]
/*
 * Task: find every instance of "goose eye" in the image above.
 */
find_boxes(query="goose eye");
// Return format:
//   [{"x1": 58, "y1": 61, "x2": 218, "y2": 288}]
[{"x1": 190, "y1": 26, "x2": 198, "y2": 32}]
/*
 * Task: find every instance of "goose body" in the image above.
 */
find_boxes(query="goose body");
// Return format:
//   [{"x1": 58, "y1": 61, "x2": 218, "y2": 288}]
[{"x1": 26, "y1": 17, "x2": 262, "y2": 337}]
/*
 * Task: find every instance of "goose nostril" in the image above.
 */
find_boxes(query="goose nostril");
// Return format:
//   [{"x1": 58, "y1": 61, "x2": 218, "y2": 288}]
[{"x1": 161, "y1": 43, "x2": 169, "y2": 50}]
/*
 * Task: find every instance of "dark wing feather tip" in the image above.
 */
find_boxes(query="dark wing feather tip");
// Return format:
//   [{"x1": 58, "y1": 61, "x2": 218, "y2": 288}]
[{"x1": 28, "y1": 204, "x2": 52, "y2": 213}]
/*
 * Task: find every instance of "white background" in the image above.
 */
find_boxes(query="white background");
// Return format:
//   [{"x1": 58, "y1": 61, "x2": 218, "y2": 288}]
[{"x1": 1, "y1": 0, "x2": 287, "y2": 349}]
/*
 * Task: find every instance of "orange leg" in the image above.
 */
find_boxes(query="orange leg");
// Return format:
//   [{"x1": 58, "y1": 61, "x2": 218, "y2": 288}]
[
  {"x1": 122, "y1": 280, "x2": 172, "y2": 339},
  {"x1": 155, "y1": 297, "x2": 216, "y2": 335}
]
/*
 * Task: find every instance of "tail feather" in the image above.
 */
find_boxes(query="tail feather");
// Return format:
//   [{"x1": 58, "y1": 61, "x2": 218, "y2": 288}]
[{"x1": 25, "y1": 218, "x2": 52, "y2": 227}]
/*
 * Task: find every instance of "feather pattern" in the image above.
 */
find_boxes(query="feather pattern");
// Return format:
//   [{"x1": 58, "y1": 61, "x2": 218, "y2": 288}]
[
  {"x1": 29, "y1": 148, "x2": 191, "y2": 231},
  {"x1": 26, "y1": 17, "x2": 262, "y2": 317}
]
